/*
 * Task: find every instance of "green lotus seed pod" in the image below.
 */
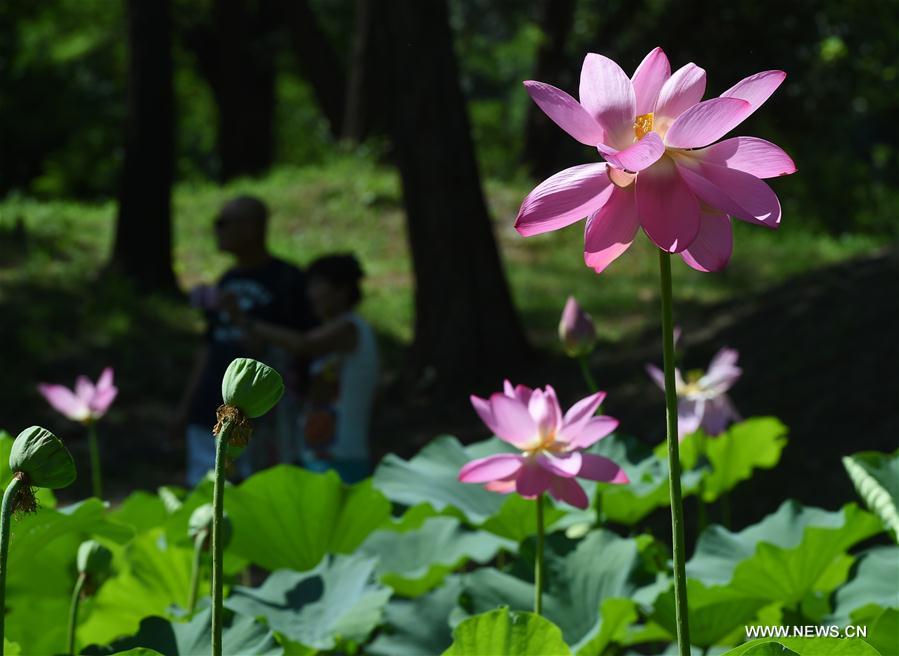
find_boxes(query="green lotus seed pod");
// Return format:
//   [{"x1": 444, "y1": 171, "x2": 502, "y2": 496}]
[
  {"x1": 221, "y1": 358, "x2": 284, "y2": 418},
  {"x1": 9, "y1": 426, "x2": 76, "y2": 489},
  {"x1": 188, "y1": 503, "x2": 232, "y2": 549},
  {"x1": 77, "y1": 540, "x2": 112, "y2": 578}
]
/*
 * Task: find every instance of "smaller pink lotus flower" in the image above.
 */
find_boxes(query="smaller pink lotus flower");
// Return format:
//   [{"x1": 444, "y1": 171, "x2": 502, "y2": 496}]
[
  {"x1": 559, "y1": 296, "x2": 597, "y2": 358},
  {"x1": 646, "y1": 348, "x2": 741, "y2": 439},
  {"x1": 38, "y1": 368, "x2": 118, "y2": 424},
  {"x1": 459, "y1": 381, "x2": 628, "y2": 509}
]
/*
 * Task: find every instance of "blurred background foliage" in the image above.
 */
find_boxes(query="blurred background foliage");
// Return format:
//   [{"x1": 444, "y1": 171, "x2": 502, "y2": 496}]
[{"x1": 1, "y1": 0, "x2": 896, "y2": 235}]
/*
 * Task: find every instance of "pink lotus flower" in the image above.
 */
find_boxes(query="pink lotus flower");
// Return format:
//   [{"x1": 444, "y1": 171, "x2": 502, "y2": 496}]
[
  {"x1": 458, "y1": 381, "x2": 628, "y2": 509},
  {"x1": 38, "y1": 368, "x2": 118, "y2": 424},
  {"x1": 516, "y1": 47, "x2": 796, "y2": 273},
  {"x1": 559, "y1": 296, "x2": 597, "y2": 358},
  {"x1": 646, "y1": 348, "x2": 741, "y2": 438}
]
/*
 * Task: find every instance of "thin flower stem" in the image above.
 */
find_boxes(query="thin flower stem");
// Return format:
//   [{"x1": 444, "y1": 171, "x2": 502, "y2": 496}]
[
  {"x1": 696, "y1": 433, "x2": 708, "y2": 534},
  {"x1": 577, "y1": 356, "x2": 599, "y2": 394},
  {"x1": 67, "y1": 573, "x2": 87, "y2": 655},
  {"x1": 187, "y1": 532, "x2": 206, "y2": 615},
  {"x1": 0, "y1": 476, "x2": 23, "y2": 652},
  {"x1": 87, "y1": 423, "x2": 103, "y2": 499},
  {"x1": 211, "y1": 422, "x2": 233, "y2": 656},
  {"x1": 658, "y1": 250, "x2": 691, "y2": 656},
  {"x1": 534, "y1": 493, "x2": 545, "y2": 616}
]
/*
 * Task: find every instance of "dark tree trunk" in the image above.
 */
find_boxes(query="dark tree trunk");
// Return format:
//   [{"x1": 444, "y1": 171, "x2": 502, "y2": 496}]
[
  {"x1": 280, "y1": 0, "x2": 346, "y2": 138},
  {"x1": 184, "y1": 0, "x2": 278, "y2": 180},
  {"x1": 341, "y1": 0, "x2": 386, "y2": 142},
  {"x1": 382, "y1": 0, "x2": 531, "y2": 389},
  {"x1": 110, "y1": 0, "x2": 177, "y2": 292},
  {"x1": 522, "y1": 0, "x2": 577, "y2": 178}
]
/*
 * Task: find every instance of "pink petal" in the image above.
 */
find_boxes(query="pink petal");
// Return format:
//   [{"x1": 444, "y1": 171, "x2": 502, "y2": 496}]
[
  {"x1": 598, "y1": 132, "x2": 665, "y2": 173},
  {"x1": 38, "y1": 384, "x2": 89, "y2": 421},
  {"x1": 691, "y1": 163, "x2": 782, "y2": 228},
  {"x1": 485, "y1": 478, "x2": 517, "y2": 494},
  {"x1": 515, "y1": 163, "x2": 614, "y2": 237},
  {"x1": 537, "y1": 451, "x2": 582, "y2": 478},
  {"x1": 700, "y1": 395, "x2": 740, "y2": 436},
  {"x1": 515, "y1": 462, "x2": 553, "y2": 498},
  {"x1": 665, "y1": 97, "x2": 752, "y2": 149},
  {"x1": 561, "y1": 390, "x2": 606, "y2": 429},
  {"x1": 720, "y1": 70, "x2": 786, "y2": 118},
  {"x1": 471, "y1": 394, "x2": 495, "y2": 428},
  {"x1": 678, "y1": 398, "x2": 704, "y2": 439},
  {"x1": 635, "y1": 156, "x2": 700, "y2": 252},
  {"x1": 489, "y1": 394, "x2": 539, "y2": 448},
  {"x1": 680, "y1": 212, "x2": 733, "y2": 273},
  {"x1": 459, "y1": 454, "x2": 524, "y2": 484},
  {"x1": 528, "y1": 388, "x2": 561, "y2": 435},
  {"x1": 583, "y1": 187, "x2": 639, "y2": 274},
  {"x1": 579, "y1": 53, "x2": 636, "y2": 148},
  {"x1": 632, "y1": 47, "x2": 671, "y2": 115},
  {"x1": 695, "y1": 137, "x2": 796, "y2": 179},
  {"x1": 89, "y1": 386, "x2": 118, "y2": 416},
  {"x1": 646, "y1": 364, "x2": 665, "y2": 391},
  {"x1": 578, "y1": 453, "x2": 629, "y2": 483},
  {"x1": 655, "y1": 63, "x2": 707, "y2": 120},
  {"x1": 566, "y1": 415, "x2": 619, "y2": 449},
  {"x1": 75, "y1": 375, "x2": 95, "y2": 403},
  {"x1": 700, "y1": 348, "x2": 742, "y2": 392},
  {"x1": 548, "y1": 476, "x2": 590, "y2": 509},
  {"x1": 506, "y1": 382, "x2": 534, "y2": 405},
  {"x1": 524, "y1": 81, "x2": 605, "y2": 146},
  {"x1": 96, "y1": 367, "x2": 115, "y2": 392},
  {"x1": 708, "y1": 347, "x2": 739, "y2": 373}
]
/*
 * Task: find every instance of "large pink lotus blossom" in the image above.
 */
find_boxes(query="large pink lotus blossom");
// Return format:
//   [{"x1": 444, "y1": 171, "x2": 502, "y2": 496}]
[
  {"x1": 38, "y1": 367, "x2": 118, "y2": 424},
  {"x1": 516, "y1": 47, "x2": 797, "y2": 273},
  {"x1": 646, "y1": 348, "x2": 741, "y2": 439},
  {"x1": 458, "y1": 381, "x2": 628, "y2": 509}
]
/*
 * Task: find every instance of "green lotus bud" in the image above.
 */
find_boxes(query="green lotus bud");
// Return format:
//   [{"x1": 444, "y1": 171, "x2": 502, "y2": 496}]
[
  {"x1": 188, "y1": 503, "x2": 232, "y2": 549},
  {"x1": 77, "y1": 540, "x2": 112, "y2": 578},
  {"x1": 9, "y1": 426, "x2": 76, "y2": 489},
  {"x1": 221, "y1": 358, "x2": 284, "y2": 419}
]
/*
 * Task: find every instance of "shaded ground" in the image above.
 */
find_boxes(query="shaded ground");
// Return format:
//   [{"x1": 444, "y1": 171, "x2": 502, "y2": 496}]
[{"x1": 1, "y1": 223, "x2": 896, "y2": 532}]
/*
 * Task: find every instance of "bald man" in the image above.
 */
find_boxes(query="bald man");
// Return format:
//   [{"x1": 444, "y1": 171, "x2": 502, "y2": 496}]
[{"x1": 174, "y1": 195, "x2": 315, "y2": 485}]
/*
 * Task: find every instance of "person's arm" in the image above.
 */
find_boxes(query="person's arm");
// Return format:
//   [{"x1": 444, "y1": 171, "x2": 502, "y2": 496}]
[{"x1": 247, "y1": 318, "x2": 358, "y2": 358}]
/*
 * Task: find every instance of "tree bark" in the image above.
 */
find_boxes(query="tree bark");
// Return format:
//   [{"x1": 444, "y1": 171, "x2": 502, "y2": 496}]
[
  {"x1": 183, "y1": 0, "x2": 278, "y2": 180},
  {"x1": 382, "y1": 0, "x2": 531, "y2": 389},
  {"x1": 280, "y1": 0, "x2": 346, "y2": 138},
  {"x1": 110, "y1": 0, "x2": 177, "y2": 292},
  {"x1": 522, "y1": 0, "x2": 577, "y2": 178}
]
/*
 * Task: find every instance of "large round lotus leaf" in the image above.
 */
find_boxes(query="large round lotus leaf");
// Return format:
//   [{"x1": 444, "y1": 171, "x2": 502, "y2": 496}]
[
  {"x1": 221, "y1": 358, "x2": 283, "y2": 419},
  {"x1": 9, "y1": 426, "x2": 76, "y2": 489}
]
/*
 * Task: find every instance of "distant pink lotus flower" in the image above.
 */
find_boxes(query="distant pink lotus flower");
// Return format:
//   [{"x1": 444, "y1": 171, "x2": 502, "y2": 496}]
[
  {"x1": 559, "y1": 296, "x2": 597, "y2": 357},
  {"x1": 646, "y1": 348, "x2": 741, "y2": 438},
  {"x1": 38, "y1": 368, "x2": 118, "y2": 424},
  {"x1": 516, "y1": 47, "x2": 796, "y2": 273},
  {"x1": 458, "y1": 381, "x2": 628, "y2": 509}
]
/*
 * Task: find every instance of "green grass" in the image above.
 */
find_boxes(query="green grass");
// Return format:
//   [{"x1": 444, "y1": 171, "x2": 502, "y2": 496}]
[{"x1": 1, "y1": 152, "x2": 887, "y2": 351}]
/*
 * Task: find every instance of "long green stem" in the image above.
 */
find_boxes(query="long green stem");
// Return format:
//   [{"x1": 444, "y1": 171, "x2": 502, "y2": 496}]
[
  {"x1": 187, "y1": 532, "x2": 206, "y2": 615},
  {"x1": 696, "y1": 432, "x2": 708, "y2": 535},
  {"x1": 0, "y1": 476, "x2": 23, "y2": 653},
  {"x1": 534, "y1": 493, "x2": 545, "y2": 616},
  {"x1": 211, "y1": 422, "x2": 233, "y2": 656},
  {"x1": 577, "y1": 356, "x2": 599, "y2": 394},
  {"x1": 658, "y1": 251, "x2": 691, "y2": 655},
  {"x1": 67, "y1": 573, "x2": 86, "y2": 655},
  {"x1": 87, "y1": 424, "x2": 102, "y2": 499}
]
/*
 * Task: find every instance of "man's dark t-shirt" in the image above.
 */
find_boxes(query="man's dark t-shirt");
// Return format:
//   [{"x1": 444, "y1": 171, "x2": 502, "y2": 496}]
[{"x1": 188, "y1": 257, "x2": 314, "y2": 426}]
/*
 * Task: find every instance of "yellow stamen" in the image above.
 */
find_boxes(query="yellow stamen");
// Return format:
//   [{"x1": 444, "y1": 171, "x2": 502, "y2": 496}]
[{"x1": 634, "y1": 112, "x2": 654, "y2": 140}]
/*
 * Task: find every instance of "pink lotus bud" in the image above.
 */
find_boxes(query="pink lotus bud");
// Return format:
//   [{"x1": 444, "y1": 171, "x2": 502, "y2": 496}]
[{"x1": 558, "y1": 296, "x2": 596, "y2": 358}]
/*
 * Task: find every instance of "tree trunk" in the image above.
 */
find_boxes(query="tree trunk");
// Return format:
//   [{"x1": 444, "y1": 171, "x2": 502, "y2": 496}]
[
  {"x1": 382, "y1": 0, "x2": 531, "y2": 389},
  {"x1": 280, "y1": 0, "x2": 346, "y2": 138},
  {"x1": 110, "y1": 0, "x2": 177, "y2": 292},
  {"x1": 522, "y1": 0, "x2": 577, "y2": 178}
]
